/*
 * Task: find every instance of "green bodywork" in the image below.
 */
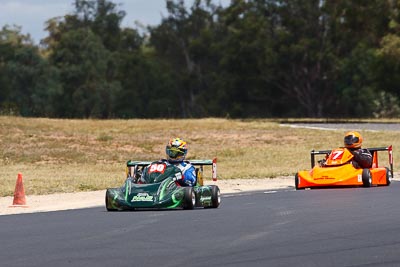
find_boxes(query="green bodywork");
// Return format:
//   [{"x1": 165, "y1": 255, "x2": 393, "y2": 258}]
[{"x1": 105, "y1": 163, "x2": 220, "y2": 211}]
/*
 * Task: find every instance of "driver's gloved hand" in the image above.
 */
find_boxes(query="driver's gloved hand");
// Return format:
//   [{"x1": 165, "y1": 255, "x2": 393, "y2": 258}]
[
  {"x1": 172, "y1": 172, "x2": 183, "y2": 181},
  {"x1": 351, "y1": 160, "x2": 361, "y2": 168},
  {"x1": 318, "y1": 159, "x2": 326, "y2": 167}
]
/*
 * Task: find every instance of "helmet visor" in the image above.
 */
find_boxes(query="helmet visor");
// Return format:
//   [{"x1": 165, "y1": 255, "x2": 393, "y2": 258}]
[
  {"x1": 166, "y1": 147, "x2": 185, "y2": 159},
  {"x1": 344, "y1": 135, "x2": 359, "y2": 146}
]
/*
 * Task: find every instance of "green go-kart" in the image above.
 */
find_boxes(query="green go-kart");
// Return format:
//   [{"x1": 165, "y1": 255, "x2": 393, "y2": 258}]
[{"x1": 105, "y1": 159, "x2": 220, "y2": 211}]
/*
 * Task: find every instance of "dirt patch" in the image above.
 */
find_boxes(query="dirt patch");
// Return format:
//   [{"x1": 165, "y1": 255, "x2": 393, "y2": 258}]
[{"x1": 0, "y1": 177, "x2": 294, "y2": 215}]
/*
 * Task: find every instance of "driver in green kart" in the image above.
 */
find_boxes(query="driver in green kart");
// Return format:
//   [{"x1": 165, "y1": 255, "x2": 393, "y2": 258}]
[{"x1": 138, "y1": 138, "x2": 197, "y2": 186}]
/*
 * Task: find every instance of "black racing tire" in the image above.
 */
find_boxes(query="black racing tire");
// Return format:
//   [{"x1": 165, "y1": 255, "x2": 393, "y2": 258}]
[
  {"x1": 385, "y1": 167, "x2": 391, "y2": 186},
  {"x1": 362, "y1": 169, "x2": 372, "y2": 187},
  {"x1": 183, "y1": 187, "x2": 195, "y2": 210},
  {"x1": 295, "y1": 173, "x2": 301, "y2": 190},
  {"x1": 210, "y1": 185, "x2": 220, "y2": 208},
  {"x1": 105, "y1": 191, "x2": 117, "y2": 212}
]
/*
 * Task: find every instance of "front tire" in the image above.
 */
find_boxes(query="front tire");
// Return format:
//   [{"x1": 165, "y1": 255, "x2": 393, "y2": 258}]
[
  {"x1": 362, "y1": 169, "x2": 372, "y2": 187},
  {"x1": 183, "y1": 187, "x2": 195, "y2": 210},
  {"x1": 105, "y1": 190, "x2": 117, "y2": 211},
  {"x1": 295, "y1": 173, "x2": 301, "y2": 190}
]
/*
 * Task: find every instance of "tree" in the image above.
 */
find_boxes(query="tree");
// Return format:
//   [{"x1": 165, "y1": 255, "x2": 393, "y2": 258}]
[
  {"x1": 74, "y1": 0, "x2": 126, "y2": 51},
  {"x1": 370, "y1": 1, "x2": 400, "y2": 107},
  {"x1": 0, "y1": 25, "x2": 61, "y2": 116},
  {"x1": 50, "y1": 28, "x2": 119, "y2": 118},
  {"x1": 324, "y1": 0, "x2": 392, "y2": 117},
  {"x1": 43, "y1": 0, "x2": 128, "y2": 118},
  {"x1": 150, "y1": 0, "x2": 223, "y2": 117},
  {"x1": 114, "y1": 28, "x2": 179, "y2": 118}
]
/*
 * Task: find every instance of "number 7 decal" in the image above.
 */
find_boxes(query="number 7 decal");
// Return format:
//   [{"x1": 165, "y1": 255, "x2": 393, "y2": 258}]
[{"x1": 331, "y1": 150, "x2": 344, "y2": 160}]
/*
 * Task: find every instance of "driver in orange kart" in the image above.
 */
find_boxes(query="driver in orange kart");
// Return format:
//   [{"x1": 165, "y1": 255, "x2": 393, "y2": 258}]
[{"x1": 344, "y1": 131, "x2": 372, "y2": 169}]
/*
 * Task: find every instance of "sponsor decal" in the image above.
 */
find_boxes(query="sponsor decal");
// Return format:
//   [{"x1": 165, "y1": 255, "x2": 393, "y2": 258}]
[
  {"x1": 314, "y1": 176, "x2": 334, "y2": 180},
  {"x1": 200, "y1": 196, "x2": 211, "y2": 202},
  {"x1": 132, "y1": 192, "x2": 153, "y2": 202}
]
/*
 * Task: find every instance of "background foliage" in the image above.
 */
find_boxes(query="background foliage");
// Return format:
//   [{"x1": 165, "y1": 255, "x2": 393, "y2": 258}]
[{"x1": 1, "y1": 0, "x2": 400, "y2": 119}]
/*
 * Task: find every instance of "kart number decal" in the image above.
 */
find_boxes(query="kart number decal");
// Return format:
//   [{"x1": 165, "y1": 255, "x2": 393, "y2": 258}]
[
  {"x1": 330, "y1": 150, "x2": 344, "y2": 160},
  {"x1": 149, "y1": 163, "x2": 166, "y2": 174}
]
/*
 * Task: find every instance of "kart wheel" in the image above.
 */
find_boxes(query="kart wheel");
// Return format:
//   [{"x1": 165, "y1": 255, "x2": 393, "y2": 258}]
[
  {"x1": 210, "y1": 185, "x2": 220, "y2": 208},
  {"x1": 294, "y1": 173, "x2": 302, "y2": 190},
  {"x1": 183, "y1": 187, "x2": 195, "y2": 210},
  {"x1": 105, "y1": 191, "x2": 117, "y2": 212},
  {"x1": 362, "y1": 169, "x2": 372, "y2": 187},
  {"x1": 385, "y1": 167, "x2": 391, "y2": 186}
]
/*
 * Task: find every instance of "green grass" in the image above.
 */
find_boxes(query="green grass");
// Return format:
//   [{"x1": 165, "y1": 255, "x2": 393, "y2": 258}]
[{"x1": 0, "y1": 116, "x2": 399, "y2": 196}]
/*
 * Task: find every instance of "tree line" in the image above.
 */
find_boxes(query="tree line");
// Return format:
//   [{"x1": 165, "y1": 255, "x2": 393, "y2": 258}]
[{"x1": 1, "y1": 0, "x2": 400, "y2": 119}]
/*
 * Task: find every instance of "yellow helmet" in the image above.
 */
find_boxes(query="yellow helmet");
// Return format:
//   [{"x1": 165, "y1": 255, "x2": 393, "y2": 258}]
[
  {"x1": 344, "y1": 131, "x2": 363, "y2": 149},
  {"x1": 166, "y1": 137, "x2": 188, "y2": 162}
]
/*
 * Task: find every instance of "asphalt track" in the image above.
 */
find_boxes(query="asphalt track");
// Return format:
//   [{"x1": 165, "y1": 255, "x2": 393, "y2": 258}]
[
  {"x1": 1, "y1": 182, "x2": 400, "y2": 267},
  {"x1": 2, "y1": 122, "x2": 400, "y2": 267}
]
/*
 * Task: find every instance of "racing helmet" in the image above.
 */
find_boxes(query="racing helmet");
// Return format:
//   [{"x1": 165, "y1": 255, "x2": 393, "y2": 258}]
[
  {"x1": 166, "y1": 137, "x2": 188, "y2": 163},
  {"x1": 344, "y1": 131, "x2": 363, "y2": 149}
]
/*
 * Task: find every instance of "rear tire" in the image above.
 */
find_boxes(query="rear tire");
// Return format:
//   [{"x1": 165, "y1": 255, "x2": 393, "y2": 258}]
[
  {"x1": 210, "y1": 185, "x2": 220, "y2": 208},
  {"x1": 183, "y1": 187, "x2": 195, "y2": 210},
  {"x1": 385, "y1": 167, "x2": 391, "y2": 186},
  {"x1": 362, "y1": 169, "x2": 372, "y2": 187}
]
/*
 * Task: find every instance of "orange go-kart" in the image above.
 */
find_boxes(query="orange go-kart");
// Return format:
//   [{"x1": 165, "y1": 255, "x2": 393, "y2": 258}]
[{"x1": 295, "y1": 146, "x2": 393, "y2": 189}]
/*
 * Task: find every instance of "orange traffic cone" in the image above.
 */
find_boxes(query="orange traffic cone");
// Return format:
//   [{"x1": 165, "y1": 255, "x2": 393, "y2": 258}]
[{"x1": 9, "y1": 173, "x2": 28, "y2": 208}]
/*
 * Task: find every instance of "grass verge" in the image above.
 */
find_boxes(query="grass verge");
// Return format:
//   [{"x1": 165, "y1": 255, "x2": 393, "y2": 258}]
[{"x1": 0, "y1": 116, "x2": 398, "y2": 196}]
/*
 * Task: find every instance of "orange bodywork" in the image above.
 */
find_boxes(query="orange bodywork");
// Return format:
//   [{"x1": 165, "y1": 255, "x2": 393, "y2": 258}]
[
  {"x1": 296, "y1": 146, "x2": 393, "y2": 189},
  {"x1": 297, "y1": 165, "x2": 388, "y2": 188}
]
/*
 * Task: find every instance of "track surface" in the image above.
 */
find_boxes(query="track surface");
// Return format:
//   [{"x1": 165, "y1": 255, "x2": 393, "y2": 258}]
[
  {"x1": 1, "y1": 183, "x2": 400, "y2": 267},
  {"x1": 2, "y1": 123, "x2": 399, "y2": 266}
]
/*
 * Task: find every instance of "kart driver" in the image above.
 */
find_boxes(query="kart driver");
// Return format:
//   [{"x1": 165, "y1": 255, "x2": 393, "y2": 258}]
[
  {"x1": 165, "y1": 137, "x2": 197, "y2": 186},
  {"x1": 344, "y1": 131, "x2": 373, "y2": 169},
  {"x1": 138, "y1": 137, "x2": 197, "y2": 186}
]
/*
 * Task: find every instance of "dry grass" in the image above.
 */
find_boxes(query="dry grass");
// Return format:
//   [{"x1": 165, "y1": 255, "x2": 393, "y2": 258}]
[{"x1": 0, "y1": 116, "x2": 399, "y2": 196}]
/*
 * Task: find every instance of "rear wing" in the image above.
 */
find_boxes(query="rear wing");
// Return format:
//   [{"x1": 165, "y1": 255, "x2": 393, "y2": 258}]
[
  {"x1": 369, "y1": 146, "x2": 394, "y2": 178},
  {"x1": 126, "y1": 158, "x2": 218, "y2": 182},
  {"x1": 190, "y1": 159, "x2": 218, "y2": 181},
  {"x1": 310, "y1": 146, "x2": 393, "y2": 178}
]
